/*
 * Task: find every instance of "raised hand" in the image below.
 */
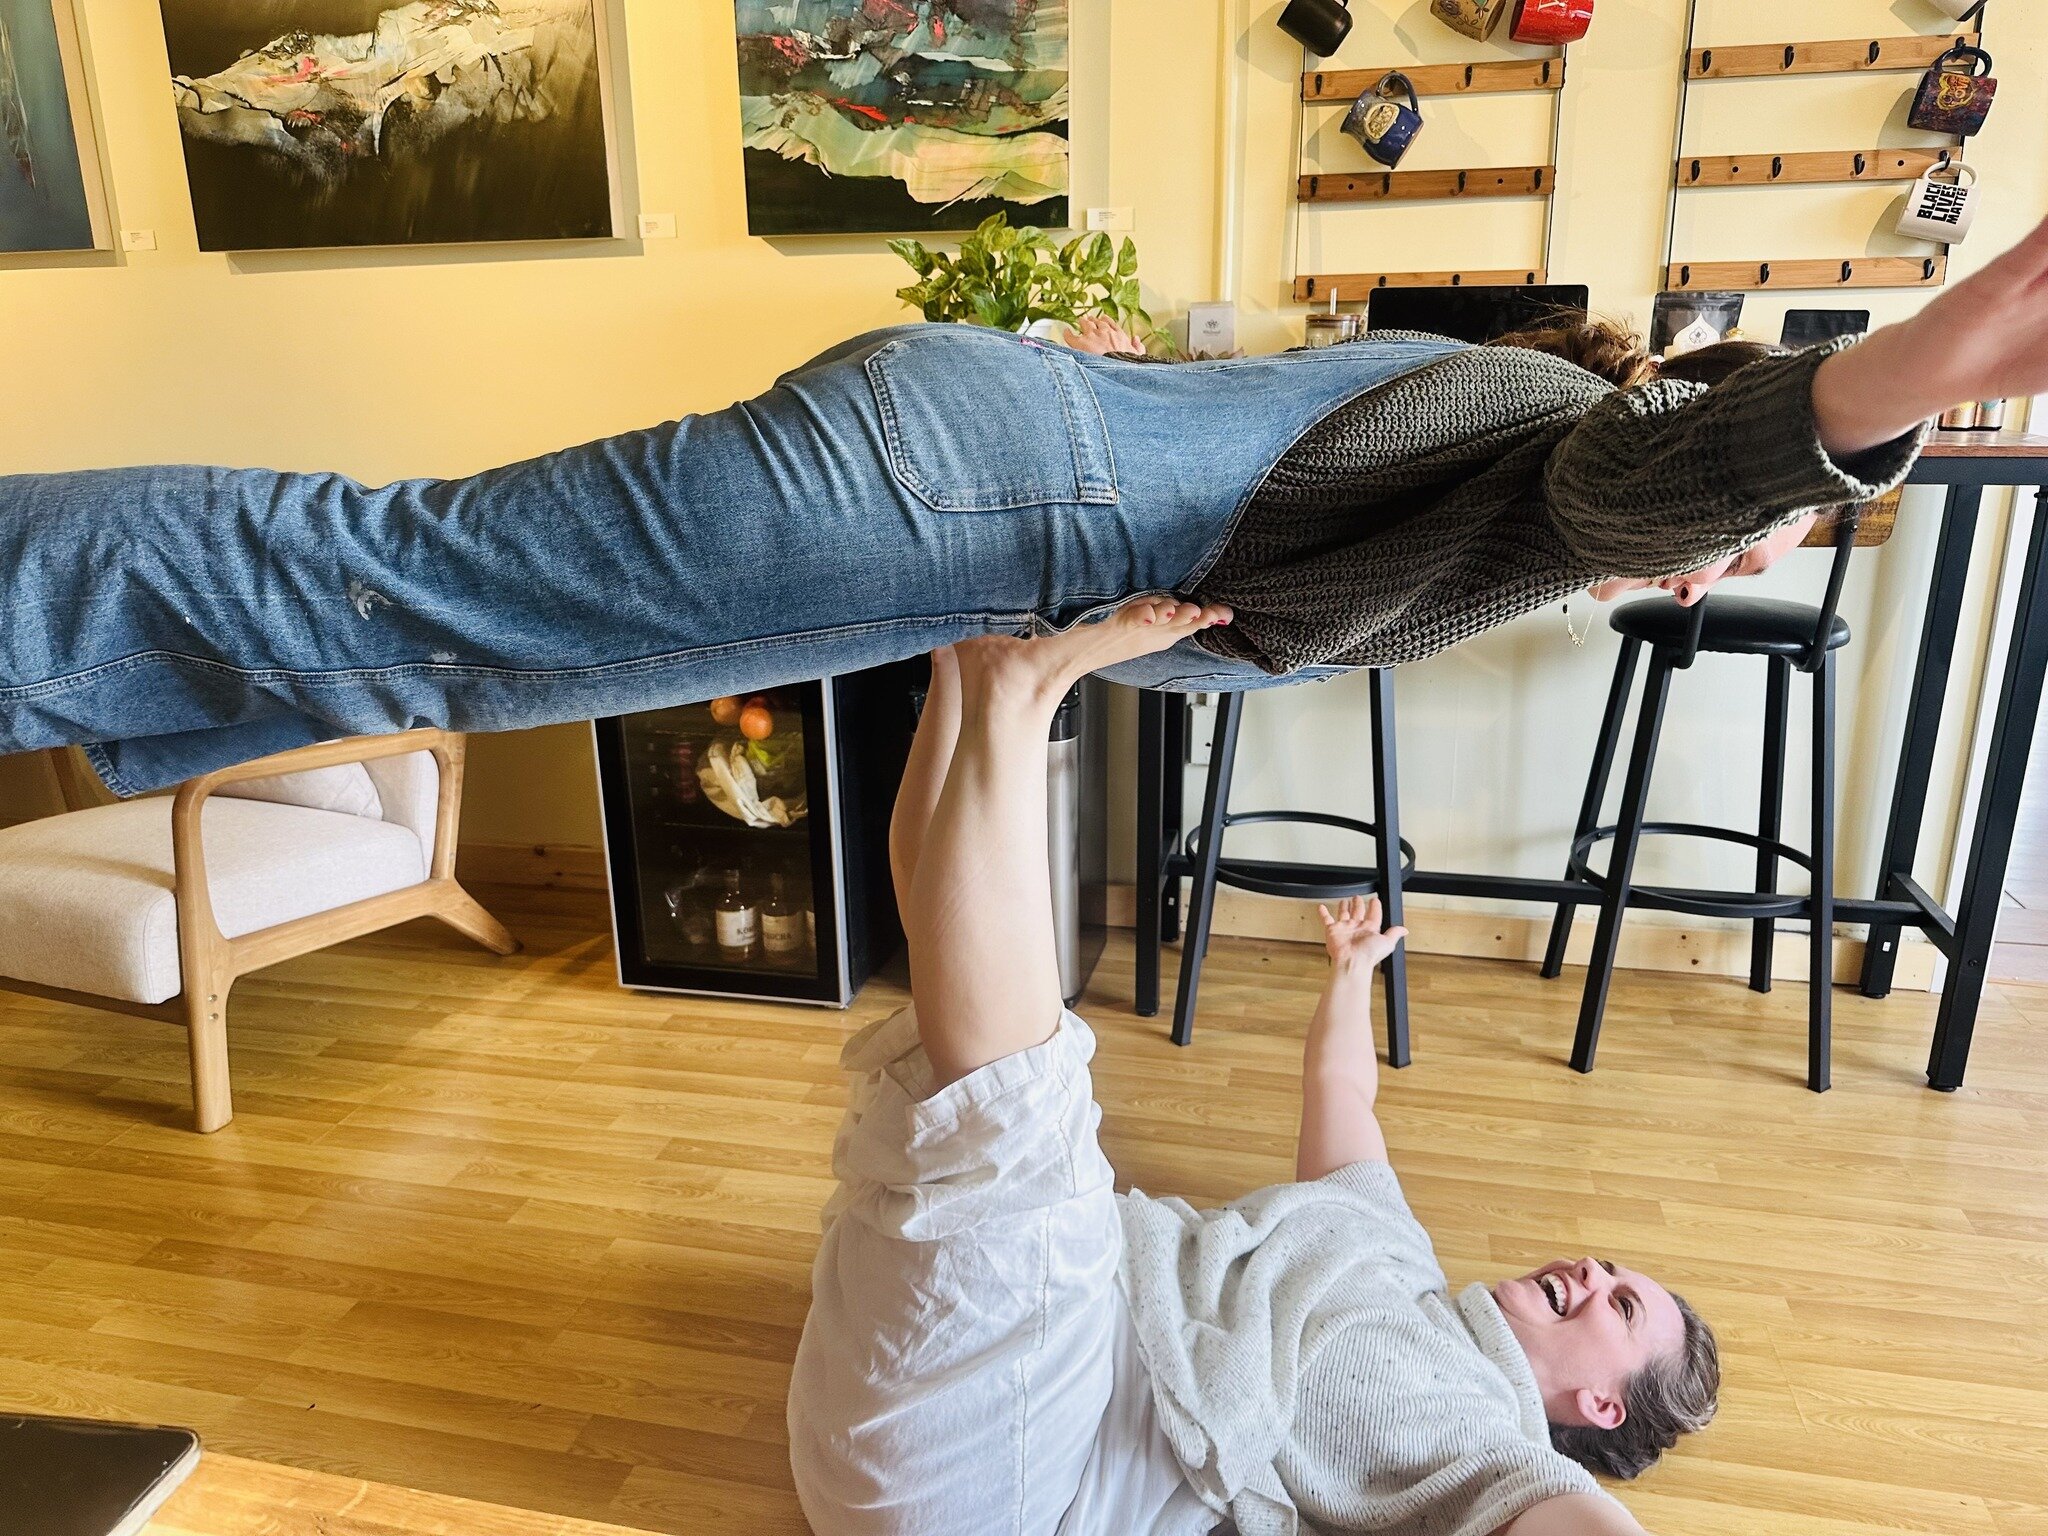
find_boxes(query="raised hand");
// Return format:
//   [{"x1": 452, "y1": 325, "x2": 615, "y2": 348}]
[
  {"x1": 1317, "y1": 894, "x2": 1408, "y2": 973},
  {"x1": 1062, "y1": 315, "x2": 1143, "y2": 357},
  {"x1": 1813, "y1": 213, "x2": 2048, "y2": 456}
]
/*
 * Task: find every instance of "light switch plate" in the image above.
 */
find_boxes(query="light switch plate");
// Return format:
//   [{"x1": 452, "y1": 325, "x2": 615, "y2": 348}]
[
  {"x1": 1186, "y1": 695, "x2": 1218, "y2": 767},
  {"x1": 1085, "y1": 207, "x2": 1134, "y2": 233}
]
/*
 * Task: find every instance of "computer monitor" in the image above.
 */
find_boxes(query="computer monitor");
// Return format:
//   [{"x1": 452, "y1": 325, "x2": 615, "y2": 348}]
[
  {"x1": 1364, "y1": 284, "x2": 1592, "y2": 343},
  {"x1": 1779, "y1": 308, "x2": 1871, "y2": 348}
]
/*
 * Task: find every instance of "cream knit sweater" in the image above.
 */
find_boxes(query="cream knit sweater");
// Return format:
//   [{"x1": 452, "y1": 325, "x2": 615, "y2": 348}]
[{"x1": 1117, "y1": 1161, "x2": 1620, "y2": 1535}]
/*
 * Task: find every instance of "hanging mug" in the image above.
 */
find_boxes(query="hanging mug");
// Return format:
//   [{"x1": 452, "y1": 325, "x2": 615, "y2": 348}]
[
  {"x1": 1431, "y1": 0, "x2": 1508, "y2": 40},
  {"x1": 1908, "y1": 44, "x2": 1997, "y2": 136},
  {"x1": 1896, "y1": 164, "x2": 1979, "y2": 244},
  {"x1": 1343, "y1": 73, "x2": 1424, "y2": 168},
  {"x1": 1510, "y1": 0, "x2": 1594, "y2": 45},
  {"x1": 1279, "y1": 0, "x2": 1353, "y2": 56}
]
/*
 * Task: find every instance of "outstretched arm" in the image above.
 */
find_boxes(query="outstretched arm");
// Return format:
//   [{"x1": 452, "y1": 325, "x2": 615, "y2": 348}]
[
  {"x1": 1497, "y1": 1494, "x2": 1650, "y2": 1536},
  {"x1": 1813, "y1": 211, "x2": 2048, "y2": 457},
  {"x1": 1296, "y1": 895, "x2": 1407, "y2": 1182}
]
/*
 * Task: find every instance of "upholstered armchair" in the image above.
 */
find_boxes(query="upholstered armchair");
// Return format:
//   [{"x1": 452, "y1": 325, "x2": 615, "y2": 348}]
[{"x1": 0, "y1": 730, "x2": 516, "y2": 1132}]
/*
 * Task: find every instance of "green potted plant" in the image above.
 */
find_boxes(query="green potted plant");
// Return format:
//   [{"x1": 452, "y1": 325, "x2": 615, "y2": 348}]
[{"x1": 889, "y1": 213, "x2": 1156, "y2": 345}]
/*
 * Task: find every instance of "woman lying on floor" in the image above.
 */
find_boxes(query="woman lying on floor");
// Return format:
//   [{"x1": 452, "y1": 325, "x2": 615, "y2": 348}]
[
  {"x1": 788, "y1": 598, "x2": 1717, "y2": 1536},
  {"x1": 9, "y1": 219, "x2": 2047, "y2": 797}
]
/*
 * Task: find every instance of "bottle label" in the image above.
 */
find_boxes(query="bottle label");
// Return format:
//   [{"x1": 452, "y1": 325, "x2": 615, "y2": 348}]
[
  {"x1": 763, "y1": 913, "x2": 804, "y2": 953},
  {"x1": 716, "y1": 908, "x2": 758, "y2": 949}
]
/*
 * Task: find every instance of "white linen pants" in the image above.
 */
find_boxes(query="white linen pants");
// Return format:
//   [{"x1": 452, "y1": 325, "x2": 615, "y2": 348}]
[{"x1": 788, "y1": 1008, "x2": 1122, "y2": 1536}]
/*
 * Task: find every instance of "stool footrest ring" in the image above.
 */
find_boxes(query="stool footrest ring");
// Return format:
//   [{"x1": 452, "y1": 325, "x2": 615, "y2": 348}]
[
  {"x1": 1569, "y1": 821, "x2": 1817, "y2": 922},
  {"x1": 1184, "y1": 810, "x2": 1417, "y2": 902}
]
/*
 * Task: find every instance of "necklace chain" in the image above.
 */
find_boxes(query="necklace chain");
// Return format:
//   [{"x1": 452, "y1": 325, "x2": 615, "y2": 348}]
[{"x1": 1564, "y1": 599, "x2": 1590, "y2": 648}]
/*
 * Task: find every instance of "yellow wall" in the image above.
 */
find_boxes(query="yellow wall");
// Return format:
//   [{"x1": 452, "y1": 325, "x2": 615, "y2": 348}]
[{"x1": 3, "y1": 1, "x2": 2044, "y2": 931}]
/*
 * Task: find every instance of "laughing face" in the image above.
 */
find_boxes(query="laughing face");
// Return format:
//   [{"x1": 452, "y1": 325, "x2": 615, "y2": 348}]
[
  {"x1": 1586, "y1": 512, "x2": 1821, "y2": 608},
  {"x1": 1495, "y1": 1258, "x2": 1688, "y2": 1431}
]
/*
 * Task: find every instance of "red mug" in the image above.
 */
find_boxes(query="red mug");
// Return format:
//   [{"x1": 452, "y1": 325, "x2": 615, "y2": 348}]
[{"x1": 1510, "y1": 0, "x2": 1592, "y2": 44}]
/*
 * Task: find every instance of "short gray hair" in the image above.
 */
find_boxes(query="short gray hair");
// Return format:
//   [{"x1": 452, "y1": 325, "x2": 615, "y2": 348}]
[{"x1": 1549, "y1": 1294, "x2": 1719, "y2": 1480}]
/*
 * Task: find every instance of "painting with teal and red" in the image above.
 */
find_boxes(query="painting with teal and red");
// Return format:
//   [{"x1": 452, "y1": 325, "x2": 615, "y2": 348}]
[{"x1": 734, "y1": 0, "x2": 1069, "y2": 237}]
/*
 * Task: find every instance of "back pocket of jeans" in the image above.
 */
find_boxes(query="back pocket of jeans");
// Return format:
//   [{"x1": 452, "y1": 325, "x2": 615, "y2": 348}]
[{"x1": 867, "y1": 331, "x2": 1119, "y2": 512}]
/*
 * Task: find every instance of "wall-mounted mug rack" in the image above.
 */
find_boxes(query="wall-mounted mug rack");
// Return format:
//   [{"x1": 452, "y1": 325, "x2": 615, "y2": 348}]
[
  {"x1": 1294, "y1": 46, "x2": 1566, "y2": 300},
  {"x1": 1662, "y1": 16, "x2": 1983, "y2": 294}
]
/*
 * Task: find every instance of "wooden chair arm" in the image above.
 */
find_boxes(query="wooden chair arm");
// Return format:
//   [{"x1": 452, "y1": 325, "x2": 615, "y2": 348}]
[{"x1": 169, "y1": 729, "x2": 469, "y2": 959}]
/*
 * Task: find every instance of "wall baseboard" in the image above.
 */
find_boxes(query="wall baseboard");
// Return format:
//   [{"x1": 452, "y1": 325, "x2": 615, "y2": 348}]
[
  {"x1": 460, "y1": 843, "x2": 1937, "y2": 991},
  {"x1": 458, "y1": 841, "x2": 610, "y2": 891}
]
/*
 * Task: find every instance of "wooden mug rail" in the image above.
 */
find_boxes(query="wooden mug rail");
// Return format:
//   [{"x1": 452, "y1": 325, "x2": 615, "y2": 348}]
[
  {"x1": 1687, "y1": 33, "x2": 1976, "y2": 79},
  {"x1": 1677, "y1": 147, "x2": 1955, "y2": 187},
  {"x1": 1303, "y1": 58, "x2": 1565, "y2": 101},
  {"x1": 1664, "y1": 255, "x2": 1948, "y2": 291},
  {"x1": 1293, "y1": 268, "x2": 1548, "y2": 302},
  {"x1": 1300, "y1": 166, "x2": 1551, "y2": 204}
]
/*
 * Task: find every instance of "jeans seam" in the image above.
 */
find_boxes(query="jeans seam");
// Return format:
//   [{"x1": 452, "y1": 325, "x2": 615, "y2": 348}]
[{"x1": 0, "y1": 611, "x2": 1033, "y2": 698}]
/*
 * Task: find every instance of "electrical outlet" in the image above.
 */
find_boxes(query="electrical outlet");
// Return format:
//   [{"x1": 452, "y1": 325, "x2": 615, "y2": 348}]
[
  {"x1": 1085, "y1": 207, "x2": 1134, "y2": 233},
  {"x1": 1186, "y1": 694, "x2": 1218, "y2": 767},
  {"x1": 637, "y1": 212, "x2": 678, "y2": 239},
  {"x1": 120, "y1": 229, "x2": 157, "y2": 251}
]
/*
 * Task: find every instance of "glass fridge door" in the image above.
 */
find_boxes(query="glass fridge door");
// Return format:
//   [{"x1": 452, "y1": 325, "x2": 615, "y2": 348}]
[{"x1": 594, "y1": 683, "x2": 849, "y2": 1004}]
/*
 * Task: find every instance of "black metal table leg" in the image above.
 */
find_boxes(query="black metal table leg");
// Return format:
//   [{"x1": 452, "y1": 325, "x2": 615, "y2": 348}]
[
  {"x1": 1135, "y1": 689, "x2": 1165, "y2": 1018},
  {"x1": 1572, "y1": 656, "x2": 1674, "y2": 1073},
  {"x1": 1369, "y1": 670, "x2": 1411, "y2": 1069},
  {"x1": 1927, "y1": 499, "x2": 2048, "y2": 1090},
  {"x1": 1862, "y1": 488, "x2": 1981, "y2": 998}
]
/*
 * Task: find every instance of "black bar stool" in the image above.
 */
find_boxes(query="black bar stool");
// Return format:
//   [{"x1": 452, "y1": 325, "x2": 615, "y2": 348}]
[
  {"x1": 1172, "y1": 671, "x2": 1414, "y2": 1063},
  {"x1": 1542, "y1": 508, "x2": 1869, "y2": 1092}
]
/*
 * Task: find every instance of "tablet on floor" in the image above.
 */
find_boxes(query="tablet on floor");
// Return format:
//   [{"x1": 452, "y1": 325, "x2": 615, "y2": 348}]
[{"x1": 0, "y1": 1414, "x2": 201, "y2": 1536}]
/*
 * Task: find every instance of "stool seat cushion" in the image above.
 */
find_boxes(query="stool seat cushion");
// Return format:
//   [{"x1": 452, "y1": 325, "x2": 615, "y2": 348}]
[
  {"x1": 0, "y1": 798, "x2": 428, "y2": 1006},
  {"x1": 1609, "y1": 594, "x2": 1850, "y2": 658}
]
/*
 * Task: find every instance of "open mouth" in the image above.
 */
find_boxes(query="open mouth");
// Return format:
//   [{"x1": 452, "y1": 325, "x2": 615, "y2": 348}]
[{"x1": 1538, "y1": 1272, "x2": 1568, "y2": 1317}]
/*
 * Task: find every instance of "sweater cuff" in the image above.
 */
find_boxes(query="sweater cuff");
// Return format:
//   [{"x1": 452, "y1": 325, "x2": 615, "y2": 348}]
[{"x1": 1723, "y1": 338, "x2": 1929, "y2": 513}]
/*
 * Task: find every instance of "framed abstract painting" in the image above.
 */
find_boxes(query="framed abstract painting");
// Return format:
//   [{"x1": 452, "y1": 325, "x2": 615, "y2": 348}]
[
  {"x1": 0, "y1": 0, "x2": 112, "y2": 254},
  {"x1": 734, "y1": 0, "x2": 1071, "y2": 237},
  {"x1": 157, "y1": 0, "x2": 620, "y2": 251}
]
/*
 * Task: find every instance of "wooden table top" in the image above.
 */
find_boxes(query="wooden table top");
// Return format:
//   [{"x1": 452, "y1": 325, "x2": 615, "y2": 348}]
[
  {"x1": 145, "y1": 1453, "x2": 664, "y2": 1536},
  {"x1": 1918, "y1": 428, "x2": 2048, "y2": 458}
]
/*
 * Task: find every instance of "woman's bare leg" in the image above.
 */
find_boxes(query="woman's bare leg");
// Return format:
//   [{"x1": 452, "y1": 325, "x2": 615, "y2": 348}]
[
  {"x1": 909, "y1": 599, "x2": 1231, "y2": 1087},
  {"x1": 889, "y1": 646, "x2": 961, "y2": 919}
]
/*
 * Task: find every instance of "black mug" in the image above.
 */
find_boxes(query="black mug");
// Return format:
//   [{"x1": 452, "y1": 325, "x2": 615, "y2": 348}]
[{"x1": 1279, "y1": 0, "x2": 1352, "y2": 55}]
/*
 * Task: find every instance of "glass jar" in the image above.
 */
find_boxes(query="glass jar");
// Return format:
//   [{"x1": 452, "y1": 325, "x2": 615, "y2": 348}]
[{"x1": 1304, "y1": 311, "x2": 1363, "y2": 349}]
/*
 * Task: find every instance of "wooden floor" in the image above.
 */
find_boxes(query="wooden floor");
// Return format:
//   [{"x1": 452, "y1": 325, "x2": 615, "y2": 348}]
[{"x1": 3, "y1": 883, "x2": 2047, "y2": 1535}]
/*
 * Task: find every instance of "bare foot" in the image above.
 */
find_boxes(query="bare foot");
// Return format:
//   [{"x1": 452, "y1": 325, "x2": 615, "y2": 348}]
[{"x1": 955, "y1": 597, "x2": 1232, "y2": 716}]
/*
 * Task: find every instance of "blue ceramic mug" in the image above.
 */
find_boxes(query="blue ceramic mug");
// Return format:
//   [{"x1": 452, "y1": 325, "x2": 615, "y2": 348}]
[{"x1": 1343, "y1": 73, "x2": 1424, "y2": 167}]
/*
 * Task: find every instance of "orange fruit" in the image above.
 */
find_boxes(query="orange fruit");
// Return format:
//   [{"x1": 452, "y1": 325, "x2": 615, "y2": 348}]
[
  {"x1": 739, "y1": 704, "x2": 774, "y2": 741},
  {"x1": 709, "y1": 696, "x2": 741, "y2": 725}
]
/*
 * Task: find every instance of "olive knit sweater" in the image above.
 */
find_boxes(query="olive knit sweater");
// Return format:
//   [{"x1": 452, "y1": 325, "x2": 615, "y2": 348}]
[{"x1": 1190, "y1": 337, "x2": 1927, "y2": 674}]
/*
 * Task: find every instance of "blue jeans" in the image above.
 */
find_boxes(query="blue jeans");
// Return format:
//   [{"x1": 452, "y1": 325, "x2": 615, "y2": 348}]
[{"x1": 0, "y1": 325, "x2": 1454, "y2": 794}]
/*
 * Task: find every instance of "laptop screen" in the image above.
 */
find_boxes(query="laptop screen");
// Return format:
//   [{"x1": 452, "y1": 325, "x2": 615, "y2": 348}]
[{"x1": 1365, "y1": 284, "x2": 1592, "y2": 343}]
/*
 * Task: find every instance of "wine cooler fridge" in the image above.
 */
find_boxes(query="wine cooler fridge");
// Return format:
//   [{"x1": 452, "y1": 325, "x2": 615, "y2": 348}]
[{"x1": 593, "y1": 665, "x2": 921, "y2": 1006}]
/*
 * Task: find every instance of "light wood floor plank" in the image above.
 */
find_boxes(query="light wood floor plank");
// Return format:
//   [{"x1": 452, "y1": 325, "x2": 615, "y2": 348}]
[{"x1": 0, "y1": 887, "x2": 2041, "y2": 1534}]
